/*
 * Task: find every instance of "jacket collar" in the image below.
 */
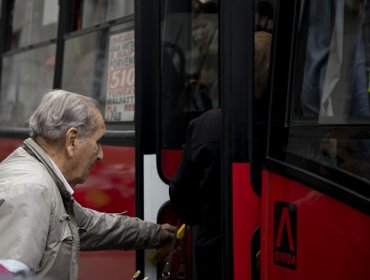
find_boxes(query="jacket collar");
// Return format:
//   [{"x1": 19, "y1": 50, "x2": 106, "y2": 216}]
[{"x1": 23, "y1": 137, "x2": 73, "y2": 200}]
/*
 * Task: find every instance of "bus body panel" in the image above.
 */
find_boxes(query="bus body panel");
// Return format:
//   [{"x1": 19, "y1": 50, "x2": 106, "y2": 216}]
[
  {"x1": 0, "y1": 138, "x2": 23, "y2": 160},
  {"x1": 261, "y1": 170, "x2": 370, "y2": 279},
  {"x1": 232, "y1": 162, "x2": 261, "y2": 280},
  {"x1": 74, "y1": 145, "x2": 135, "y2": 215}
]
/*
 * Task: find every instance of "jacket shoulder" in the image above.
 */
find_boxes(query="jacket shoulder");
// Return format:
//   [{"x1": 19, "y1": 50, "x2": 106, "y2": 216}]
[{"x1": 0, "y1": 147, "x2": 57, "y2": 191}]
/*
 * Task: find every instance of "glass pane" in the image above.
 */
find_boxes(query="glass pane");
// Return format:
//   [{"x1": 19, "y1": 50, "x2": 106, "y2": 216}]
[
  {"x1": 282, "y1": 0, "x2": 370, "y2": 185},
  {"x1": 160, "y1": 0, "x2": 219, "y2": 150},
  {"x1": 11, "y1": 0, "x2": 59, "y2": 49},
  {"x1": 81, "y1": 0, "x2": 134, "y2": 29},
  {"x1": 62, "y1": 22, "x2": 135, "y2": 125},
  {"x1": 285, "y1": 127, "x2": 370, "y2": 182},
  {"x1": 0, "y1": 44, "x2": 56, "y2": 128},
  {"x1": 292, "y1": 0, "x2": 370, "y2": 124}
]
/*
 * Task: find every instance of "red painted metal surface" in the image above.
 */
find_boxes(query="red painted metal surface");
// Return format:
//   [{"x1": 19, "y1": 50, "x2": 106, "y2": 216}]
[
  {"x1": 232, "y1": 163, "x2": 261, "y2": 280},
  {"x1": 74, "y1": 145, "x2": 135, "y2": 215},
  {"x1": 0, "y1": 138, "x2": 23, "y2": 160},
  {"x1": 261, "y1": 170, "x2": 370, "y2": 280},
  {"x1": 161, "y1": 149, "x2": 183, "y2": 180}
]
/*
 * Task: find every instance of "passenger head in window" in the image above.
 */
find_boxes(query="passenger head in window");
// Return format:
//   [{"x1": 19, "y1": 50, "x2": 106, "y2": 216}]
[{"x1": 256, "y1": 0, "x2": 274, "y2": 33}]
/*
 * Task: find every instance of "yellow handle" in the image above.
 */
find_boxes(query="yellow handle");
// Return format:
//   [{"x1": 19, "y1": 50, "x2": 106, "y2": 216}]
[
  {"x1": 148, "y1": 224, "x2": 187, "y2": 265},
  {"x1": 176, "y1": 224, "x2": 186, "y2": 239}
]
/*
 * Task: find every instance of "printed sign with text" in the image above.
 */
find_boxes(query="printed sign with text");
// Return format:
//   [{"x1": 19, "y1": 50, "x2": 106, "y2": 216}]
[
  {"x1": 105, "y1": 30, "x2": 135, "y2": 122},
  {"x1": 274, "y1": 201, "x2": 297, "y2": 270}
]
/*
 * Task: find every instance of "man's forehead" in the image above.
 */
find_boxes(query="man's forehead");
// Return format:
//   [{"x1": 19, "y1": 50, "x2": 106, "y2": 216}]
[{"x1": 91, "y1": 107, "x2": 106, "y2": 133}]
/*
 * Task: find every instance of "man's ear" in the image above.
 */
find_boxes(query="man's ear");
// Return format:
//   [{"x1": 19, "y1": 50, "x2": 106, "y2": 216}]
[{"x1": 65, "y1": 127, "x2": 78, "y2": 157}]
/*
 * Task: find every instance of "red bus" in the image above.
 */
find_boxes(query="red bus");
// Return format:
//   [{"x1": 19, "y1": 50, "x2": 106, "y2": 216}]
[{"x1": 0, "y1": 0, "x2": 369, "y2": 279}]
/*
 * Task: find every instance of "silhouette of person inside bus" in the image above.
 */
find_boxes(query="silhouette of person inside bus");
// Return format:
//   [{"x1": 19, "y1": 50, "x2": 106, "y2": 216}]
[
  {"x1": 169, "y1": 31, "x2": 272, "y2": 280},
  {"x1": 186, "y1": 1, "x2": 219, "y2": 111},
  {"x1": 180, "y1": 53, "x2": 218, "y2": 114},
  {"x1": 0, "y1": 90, "x2": 176, "y2": 280},
  {"x1": 161, "y1": 0, "x2": 219, "y2": 149}
]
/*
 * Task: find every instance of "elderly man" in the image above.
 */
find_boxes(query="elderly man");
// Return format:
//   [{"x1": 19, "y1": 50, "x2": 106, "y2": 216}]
[{"x1": 0, "y1": 90, "x2": 176, "y2": 280}]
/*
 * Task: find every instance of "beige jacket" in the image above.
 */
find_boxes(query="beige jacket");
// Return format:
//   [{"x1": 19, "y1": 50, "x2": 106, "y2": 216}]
[{"x1": 0, "y1": 138, "x2": 161, "y2": 280}]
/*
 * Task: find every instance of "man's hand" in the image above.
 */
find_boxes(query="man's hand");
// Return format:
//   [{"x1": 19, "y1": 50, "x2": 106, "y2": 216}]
[{"x1": 159, "y1": 223, "x2": 177, "y2": 245}]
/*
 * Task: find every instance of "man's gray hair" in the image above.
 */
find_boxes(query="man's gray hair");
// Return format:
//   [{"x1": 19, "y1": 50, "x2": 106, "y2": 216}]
[{"x1": 29, "y1": 89, "x2": 101, "y2": 141}]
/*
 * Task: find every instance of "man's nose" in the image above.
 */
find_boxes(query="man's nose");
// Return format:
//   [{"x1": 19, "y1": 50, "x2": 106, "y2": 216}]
[{"x1": 97, "y1": 145, "x2": 104, "y2": 161}]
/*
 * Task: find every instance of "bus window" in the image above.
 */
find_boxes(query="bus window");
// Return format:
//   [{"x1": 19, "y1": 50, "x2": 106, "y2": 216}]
[
  {"x1": 292, "y1": 0, "x2": 370, "y2": 123},
  {"x1": 160, "y1": 0, "x2": 219, "y2": 180},
  {"x1": 62, "y1": 22, "x2": 135, "y2": 131},
  {"x1": 0, "y1": 45, "x2": 56, "y2": 129},
  {"x1": 0, "y1": 0, "x2": 58, "y2": 130},
  {"x1": 10, "y1": 0, "x2": 59, "y2": 49},
  {"x1": 76, "y1": 0, "x2": 134, "y2": 29},
  {"x1": 272, "y1": 0, "x2": 370, "y2": 193}
]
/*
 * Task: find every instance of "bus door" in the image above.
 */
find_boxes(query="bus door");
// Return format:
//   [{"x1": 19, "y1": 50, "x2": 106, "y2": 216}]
[
  {"x1": 263, "y1": 0, "x2": 370, "y2": 279},
  {"x1": 136, "y1": 0, "x2": 219, "y2": 278},
  {"x1": 138, "y1": 0, "x2": 275, "y2": 279},
  {"x1": 221, "y1": 0, "x2": 276, "y2": 279}
]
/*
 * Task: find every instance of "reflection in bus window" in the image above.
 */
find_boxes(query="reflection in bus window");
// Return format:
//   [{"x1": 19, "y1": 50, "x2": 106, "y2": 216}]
[
  {"x1": 11, "y1": 0, "x2": 59, "y2": 49},
  {"x1": 62, "y1": 32, "x2": 105, "y2": 98},
  {"x1": 79, "y1": 0, "x2": 134, "y2": 29},
  {"x1": 160, "y1": 0, "x2": 219, "y2": 150},
  {"x1": 0, "y1": 45, "x2": 56, "y2": 128},
  {"x1": 320, "y1": 129, "x2": 370, "y2": 179},
  {"x1": 184, "y1": 1, "x2": 218, "y2": 112},
  {"x1": 295, "y1": 0, "x2": 370, "y2": 123},
  {"x1": 286, "y1": 126, "x2": 370, "y2": 181}
]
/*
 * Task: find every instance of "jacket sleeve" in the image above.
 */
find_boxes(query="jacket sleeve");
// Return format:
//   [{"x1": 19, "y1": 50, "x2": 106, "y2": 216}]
[
  {"x1": 0, "y1": 184, "x2": 51, "y2": 274},
  {"x1": 74, "y1": 201, "x2": 162, "y2": 251}
]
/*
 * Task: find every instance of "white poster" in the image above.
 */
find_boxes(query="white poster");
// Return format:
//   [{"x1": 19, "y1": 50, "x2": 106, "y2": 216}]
[{"x1": 105, "y1": 30, "x2": 135, "y2": 122}]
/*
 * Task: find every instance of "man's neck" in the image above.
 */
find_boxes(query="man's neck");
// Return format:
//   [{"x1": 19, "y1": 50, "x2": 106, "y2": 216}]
[{"x1": 34, "y1": 136, "x2": 67, "y2": 177}]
